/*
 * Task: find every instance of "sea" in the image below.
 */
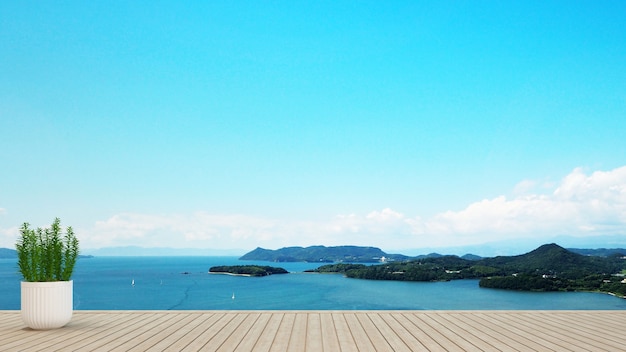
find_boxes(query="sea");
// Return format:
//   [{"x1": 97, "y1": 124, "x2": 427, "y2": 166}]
[{"x1": 2, "y1": 256, "x2": 626, "y2": 310}]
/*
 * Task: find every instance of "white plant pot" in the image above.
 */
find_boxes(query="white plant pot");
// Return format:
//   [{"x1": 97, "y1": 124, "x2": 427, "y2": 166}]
[{"x1": 21, "y1": 280, "x2": 73, "y2": 330}]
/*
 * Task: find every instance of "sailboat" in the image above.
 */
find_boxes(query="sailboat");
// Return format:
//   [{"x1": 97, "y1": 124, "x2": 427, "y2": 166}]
[
  {"x1": 232, "y1": 292, "x2": 235, "y2": 300},
  {"x1": 131, "y1": 279, "x2": 135, "y2": 287}
]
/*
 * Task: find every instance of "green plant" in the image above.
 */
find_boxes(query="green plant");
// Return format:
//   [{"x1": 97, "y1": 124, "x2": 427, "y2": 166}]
[{"x1": 16, "y1": 218, "x2": 79, "y2": 282}]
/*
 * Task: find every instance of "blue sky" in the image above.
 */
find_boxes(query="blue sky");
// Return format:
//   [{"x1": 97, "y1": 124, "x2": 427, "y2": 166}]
[{"x1": 1, "y1": 1, "x2": 625, "y2": 255}]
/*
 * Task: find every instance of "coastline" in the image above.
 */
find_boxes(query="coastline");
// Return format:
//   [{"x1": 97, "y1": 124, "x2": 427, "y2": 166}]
[
  {"x1": 603, "y1": 291, "x2": 626, "y2": 299},
  {"x1": 207, "y1": 271, "x2": 252, "y2": 277}
]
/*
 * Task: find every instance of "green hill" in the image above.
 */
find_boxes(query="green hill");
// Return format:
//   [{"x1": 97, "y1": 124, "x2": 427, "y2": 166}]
[
  {"x1": 240, "y1": 245, "x2": 408, "y2": 262},
  {"x1": 309, "y1": 243, "x2": 626, "y2": 296},
  {"x1": 479, "y1": 243, "x2": 623, "y2": 277}
]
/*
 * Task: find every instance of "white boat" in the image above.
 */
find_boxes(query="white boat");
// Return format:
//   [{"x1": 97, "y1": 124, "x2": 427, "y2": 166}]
[
  {"x1": 232, "y1": 292, "x2": 235, "y2": 300},
  {"x1": 131, "y1": 279, "x2": 135, "y2": 287}
]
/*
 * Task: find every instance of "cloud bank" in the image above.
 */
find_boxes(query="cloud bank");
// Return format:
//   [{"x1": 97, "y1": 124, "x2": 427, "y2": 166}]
[{"x1": 2, "y1": 166, "x2": 625, "y2": 252}]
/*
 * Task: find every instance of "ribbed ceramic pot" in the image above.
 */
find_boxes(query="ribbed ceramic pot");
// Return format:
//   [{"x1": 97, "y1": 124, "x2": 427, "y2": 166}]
[{"x1": 21, "y1": 280, "x2": 73, "y2": 330}]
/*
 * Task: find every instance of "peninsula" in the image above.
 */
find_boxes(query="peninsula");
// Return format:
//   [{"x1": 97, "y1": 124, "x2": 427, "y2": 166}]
[{"x1": 308, "y1": 244, "x2": 626, "y2": 297}]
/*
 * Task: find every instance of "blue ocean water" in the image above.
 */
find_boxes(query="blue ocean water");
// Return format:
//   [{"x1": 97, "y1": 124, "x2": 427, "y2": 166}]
[{"x1": 2, "y1": 257, "x2": 625, "y2": 310}]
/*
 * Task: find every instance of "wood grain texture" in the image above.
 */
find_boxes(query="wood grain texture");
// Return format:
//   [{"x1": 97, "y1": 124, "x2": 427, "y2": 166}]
[{"x1": 1, "y1": 310, "x2": 624, "y2": 351}]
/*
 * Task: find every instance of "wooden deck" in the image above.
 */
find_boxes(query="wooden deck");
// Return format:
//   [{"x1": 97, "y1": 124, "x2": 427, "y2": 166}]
[{"x1": 1, "y1": 310, "x2": 624, "y2": 351}]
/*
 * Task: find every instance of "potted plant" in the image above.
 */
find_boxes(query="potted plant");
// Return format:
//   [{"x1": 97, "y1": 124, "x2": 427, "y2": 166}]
[{"x1": 16, "y1": 217, "x2": 79, "y2": 330}]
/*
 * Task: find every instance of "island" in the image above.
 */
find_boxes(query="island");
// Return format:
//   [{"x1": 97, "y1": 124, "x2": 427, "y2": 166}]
[
  {"x1": 307, "y1": 244, "x2": 626, "y2": 297},
  {"x1": 208, "y1": 265, "x2": 288, "y2": 277},
  {"x1": 240, "y1": 245, "x2": 409, "y2": 262}
]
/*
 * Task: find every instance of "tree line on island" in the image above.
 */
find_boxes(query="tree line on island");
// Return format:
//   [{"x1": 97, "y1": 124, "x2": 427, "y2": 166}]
[{"x1": 208, "y1": 265, "x2": 288, "y2": 277}]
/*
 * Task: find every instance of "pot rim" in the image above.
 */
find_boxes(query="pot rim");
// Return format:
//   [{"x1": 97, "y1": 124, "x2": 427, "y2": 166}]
[{"x1": 21, "y1": 280, "x2": 73, "y2": 287}]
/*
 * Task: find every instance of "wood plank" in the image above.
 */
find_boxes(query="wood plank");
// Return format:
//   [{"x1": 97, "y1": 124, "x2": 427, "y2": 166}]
[
  {"x1": 2, "y1": 328, "x2": 62, "y2": 351},
  {"x1": 180, "y1": 313, "x2": 239, "y2": 352},
  {"x1": 513, "y1": 312, "x2": 616, "y2": 352},
  {"x1": 543, "y1": 311, "x2": 625, "y2": 344},
  {"x1": 164, "y1": 312, "x2": 223, "y2": 351},
  {"x1": 43, "y1": 312, "x2": 134, "y2": 352},
  {"x1": 417, "y1": 312, "x2": 484, "y2": 351},
  {"x1": 108, "y1": 313, "x2": 187, "y2": 351},
  {"x1": 354, "y1": 313, "x2": 394, "y2": 351},
  {"x1": 331, "y1": 312, "x2": 359, "y2": 352},
  {"x1": 142, "y1": 312, "x2": 213, "y2": 351},
  {"x1": 245, "y1": 312, "x2": 283, "y2": 352},
  {"x1": 578, "y1": 311, "x2": 626, "y2": 335},
  {"x1": 515, "y1": 312, "x2": 599, "y2": 351},
  {"x1": 0, "y1": 312, "x2": 21, "y2": 328},
  {"x1": 367, "y1": 312, "x2": 412, "y2": 352},
  {"x1": 216, "y1": 313, "x2": 262, "y2": 352},
  {"x1": 268, "y1": 312, "x2": 295, "y2": 352},
  {"x1": 378, "y1": 312, "x2": 429, "y2": 351},
  {"x1": 286, "y1": 312, "x2": 307, "y2": 351},
  {"x1": 478, "y1": 312, "x2": 552, "y2": 352},
  {"x1": 232, "y1": 312, "x2": 272, "y2": 352},
  {"x1": 460, "y1": 312, "x2": 547, "y2": 351},
  {"x1": 403, "y1": 312, "x2": 461, "y2": 351},
  {"x1": 49, "y1": 312, "x2": 146, "y2": 351},
  {"x1": 319, "y1": 312, "x2": 341, "y2": 352},
  {"x1": 0, "y1": 313, "x2": 27, "y2": 333},
  {"x1": 0, "y1": 312, "x2": 98, "y2": 349},
  {"x1": 485, "y1": 312, "x2": 583, "y2": 352},
  {"x1": 202, "y1": 313, "x2": 251, "y2": 351},
  {"x1": 89, "y1": 312, "x2": 177, "y2": 352},
  {"x1": 8, "y1": 312, "x2": 140, "y2": 352},
  {"x1": 64, "y1": 312, "x2": 150, "y2": 351},
  {"x1": 305, "y1": 313, "x2": 323, "y2": 351},
  {"x1": 392, "y1": 312, "x2": 447, "y2": 351},
  {"x1": 429, "y1": 312, "x2": 506, "y2": 351},
  {"x1": 1, "y1": 318, "x2": 65, "y2": 347},
  {"x1": 1, "y1": 310, "x2": 625, "y2": 352},
  {"x1": 125, "y1": 313, "x2": 198, "y2": 352},
  {"x1": 343, "y1": 312, "x2": 376, "y2": 351},
  {"x1": 454, "y1": 312, "x2": 539, "y2": 351}
]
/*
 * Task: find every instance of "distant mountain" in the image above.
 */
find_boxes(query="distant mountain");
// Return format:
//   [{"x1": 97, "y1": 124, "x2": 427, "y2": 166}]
[
  {"x1": 240, "y1": 245, "x2": 409, "y2": 263},
  {"x1": 0, "y1": 248, "x2": 17, "y2": 259},
  {"x1": 461, "y1": 253, "x2": 483, "y2": 261},
  {"x1": 412, "y1": 253, "x2": 444, "y2": 259},
  {"x1": 0, "y1": 248, "x2": 92, "y2": 259},
  {"x1": 394, "y1": 234, "x2": 626, "y2": 257},
  {"x1": 411, "y1": 252, "x2": 482, "y2": 260},
  {"x1": 83, "y1": 246, "x2": 245, "y2": 256},
  {"x1": 568, "y1": 248, "x2": 626, "y2": 257}
]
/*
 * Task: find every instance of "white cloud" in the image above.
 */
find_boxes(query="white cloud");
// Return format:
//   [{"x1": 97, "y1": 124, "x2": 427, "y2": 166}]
[
  {"x1": 366, "y1": 208, "x2": 404, "y2": 222},
  {"x1": 0, "y1": 226, "x2": 18, "y2": 249},
  {"x1": 416, "y1": 165, "x2": 626, "y2": 245},
  {"x1": 512, "y1": 179, "x2": 537, "y2": 195},
  {"x1": 87, "y1": 212, "x2": 278, "y2": 249},
  {"x1": 72, "y1": 165, "x2": 626, "y2": 252}
]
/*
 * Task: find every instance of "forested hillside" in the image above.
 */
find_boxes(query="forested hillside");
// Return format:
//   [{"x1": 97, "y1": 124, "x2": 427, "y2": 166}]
[
  {"x1": 240, "y1": 245, "x2": 409, "y2": 262},
  {"x1": 309, "y1": 244, "x2": 626, "y2": 296}
]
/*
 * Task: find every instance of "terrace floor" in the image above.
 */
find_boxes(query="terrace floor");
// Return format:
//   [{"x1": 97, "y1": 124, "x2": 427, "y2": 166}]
[{"x1": 1, "y1": 310, "x2": 624, "y2": 351}]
